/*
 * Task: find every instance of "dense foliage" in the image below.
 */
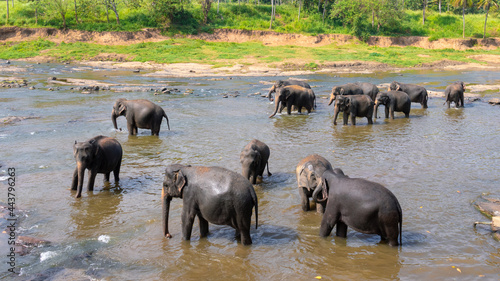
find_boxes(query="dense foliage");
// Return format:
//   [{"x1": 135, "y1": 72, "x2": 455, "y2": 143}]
[{"x1": 0, "y1": 0, "x2": 499, "y2": 38}]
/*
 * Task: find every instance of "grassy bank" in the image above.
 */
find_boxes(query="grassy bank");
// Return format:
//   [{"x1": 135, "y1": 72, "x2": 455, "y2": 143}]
[
  {"x1": 1, "y1": 38, "x2": 499, "y2": 69},
  {"x1": 1, "y1": 3, "x2": 499, "y2": 38}
]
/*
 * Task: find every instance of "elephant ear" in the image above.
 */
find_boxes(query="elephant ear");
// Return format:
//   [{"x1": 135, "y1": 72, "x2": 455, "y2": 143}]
[
  {"x1": 320, "y1": 178, "x2": 330, "y2": 201},
  {"x1": 118, "y1": 102, "x2": 126, "y2": 115},
  {"x1": 174, "y1": 170, "x2": 187, "y2": 196}
]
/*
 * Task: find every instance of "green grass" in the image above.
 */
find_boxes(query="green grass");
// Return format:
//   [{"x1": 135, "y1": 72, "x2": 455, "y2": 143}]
[{"x1": 1, "y1": 38, "x2": 499, "y2": 68}]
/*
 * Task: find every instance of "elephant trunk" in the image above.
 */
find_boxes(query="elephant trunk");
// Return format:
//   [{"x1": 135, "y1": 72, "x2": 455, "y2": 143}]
[
  {"x1": 267, "y1": 85, "x2": 276, "y2": 101},
  {"x1": 162, "y1": 193, "x2": 173, "y2": 238},
  {"x1": 269, "y1": 99, "x2": 281, "y2": 118},
  {"x1": 374, "y1": 102, "x2": 380, "y2": 119},
  {"x1": 76, "y1": 162, "x2": 85, "y2": 198},
  {"x1": 111, "y1": 110, "x2": 118, "y2": 130},
  {"x1": 332, "y1": 104, "x2": 340, "y2": 125},
  {"x1": 312, "y1": 179, "x2": 328, "y2": 203},
  {"x1": 328, "y1": 94, "x2": 336, "y2": 106}
]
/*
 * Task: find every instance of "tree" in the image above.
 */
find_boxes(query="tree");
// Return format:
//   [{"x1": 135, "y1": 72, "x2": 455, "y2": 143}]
[
  {"x1": 422, "y1": 0, "x2": 426, "y2": 25},
  {"x1": 201, "y1": 0, "x2": 211, "y2": 24},
  {"x1": 477, "y1": 0, "x2": 499, "y2": 38},
  {"x1": 270, "y1": 0, "x2": 275, "y2": 29},
  {"x1": 451, "y1": 0, "x2": 474, "y2": 38},
  {"x1": 51, "y1": 0, "x2": 69, "y2": 29},
  {"x1": 106, "y1": 0, "x2": 120, "y2": 25},
  {"x1": 6, "y1": 0, "x2": 9, "y2": 24},
  {"x1": 74, "y1": 0, "x2": 79, "y2": 24}
]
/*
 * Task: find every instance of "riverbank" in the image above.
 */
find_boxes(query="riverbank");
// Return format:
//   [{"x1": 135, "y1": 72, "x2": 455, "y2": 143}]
[{"x1": 1, "y1": 27, "x2": 500, "y2": 78}]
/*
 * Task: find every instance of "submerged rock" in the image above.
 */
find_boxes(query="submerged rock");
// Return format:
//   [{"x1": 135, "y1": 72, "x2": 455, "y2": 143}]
[{"x1": 488, "y1": 98, "x2": 500, "y2": 105}]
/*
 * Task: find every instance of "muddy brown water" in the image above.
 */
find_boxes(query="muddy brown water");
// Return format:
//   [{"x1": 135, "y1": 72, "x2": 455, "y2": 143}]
[{"x1": 1, "y1": 63, "x2": 500, "y2": 280}]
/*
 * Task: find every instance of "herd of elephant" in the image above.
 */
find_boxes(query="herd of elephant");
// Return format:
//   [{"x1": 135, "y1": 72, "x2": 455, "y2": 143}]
[
  {"x1": 267, "y1": 79, "x2": 466, "y2": 124},
  {"x1": 70, "y1": 78, "x2": 467, "y2": 247}
]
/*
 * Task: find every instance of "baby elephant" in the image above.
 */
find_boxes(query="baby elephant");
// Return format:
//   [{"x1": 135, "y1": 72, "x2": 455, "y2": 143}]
[
  {"x1": 444, "y1": 81, "x2": 465, "y2": 108},
  {"x1": 111, "y1": 98, "x2": 170, "y2": 136},
  {"x1": 296, "y1": 154, "x2": 334, "y2": 213},
  {"x1": 332, "y1": 95, "x2": 374, "y2": 125},
  {"x1": 374, "y1": 91, "x2": 411, "y2": 119},
  {"x1": 240, "y1": 139, "x2": 272, "y2": 184},
  {"x1": 71, "y1": 135, "x2": 123, "y2": 198},
  {"x1": 162, "y1": 164, "x2": 259, "y2": 245},
  {"x1": 313, "y1": 169, "x2": 402, "y2": 246}
]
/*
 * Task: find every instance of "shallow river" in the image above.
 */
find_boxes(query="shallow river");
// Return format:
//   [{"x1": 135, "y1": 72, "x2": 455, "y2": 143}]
[{"x1": 1, "y1": 63, "x2": 500, "y2": 280}]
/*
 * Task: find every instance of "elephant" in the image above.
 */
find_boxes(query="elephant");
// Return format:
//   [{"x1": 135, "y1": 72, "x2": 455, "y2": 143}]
[
  {"x1": 240, "y1": 139, "x2": 272, "y2": 184},
  {"x1": 269, "y1": 85, "x2": 316, "y2": 118},
  {"x1": 328, "y1": 83, "x2": 364, "y2": 105},
  {"x1": 444, "y1": 81, "x2": 465, "y2": 108},
  {"x1": 355, "y1": 82, "x2": 380, "y2": 101},
  {"x1": 296, "y1": 154, "x2": 334, "y2": 213},
  {"x1": 389, "y1": 81, "x2": 428, "y2": 109},
  {"x1": 162, "y1": 164, "x2": 259, "y2": 245},
  {"x1": 111, "y1": 98, "x2": 170, "y2": 136},
  {"x1": 332, "y1": 95, "x2": 374, "y2": 125},
  {"x1": 312, "y1": 169, "x2": 403, "y2": 246},
  {"x1": 374, "y1": 91, "x2": 411, "y2": 119},
  {"x1": 71, "y1": 135, "x2": 122, "y2": 198},
  {"x1": 267, "y1": 79, "x2": 311, "y2": 101}
]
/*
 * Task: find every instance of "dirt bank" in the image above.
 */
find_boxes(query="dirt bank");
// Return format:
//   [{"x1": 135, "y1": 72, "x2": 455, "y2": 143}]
[
  {"x1": 2, "y1": 27, "x2": 499, "y2": 49},
  {"x1": 2, "y1": 27, "x2": 500, "y2": 77}
]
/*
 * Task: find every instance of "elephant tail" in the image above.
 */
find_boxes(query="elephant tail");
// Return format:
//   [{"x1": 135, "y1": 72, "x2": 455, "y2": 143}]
[
  {"x1": 251, "y1": 188, "x2": 258, "y2": 229},
  {"x1": 397, "y1": 200, "x2": 403, "y2": 246},
  {"x1": 163, "y1": 111, "x2": 170, "y2": 130}
]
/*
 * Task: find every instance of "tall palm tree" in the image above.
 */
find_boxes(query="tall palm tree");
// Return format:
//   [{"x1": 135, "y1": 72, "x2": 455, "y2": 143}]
[
  {"x1": 477, "y1": 0, "x2": 499, "y2": 38},
  {"x1": 451, "y1": 0, "x2": 474, "y2": 38}
]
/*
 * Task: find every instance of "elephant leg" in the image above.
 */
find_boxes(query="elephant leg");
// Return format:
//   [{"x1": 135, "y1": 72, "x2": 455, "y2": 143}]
[
  {"x1": 87, "y1": 169, "x2": 97, "y2": 191},
  {"x1": 367, "y1": 116, "x2": 373, "y2": 124},
  {"x1": 71, "y1": 168, "x2": 78, "y2": 190},
  {"x1": 316, "y1": 202, "x2": 325, "y2": 214},
  {"x1": 383, "y1": 221, "x2": 400, "y2": 246},
  {"x1": 181, "y1": 208, "x2": 196, "y2": 241},
  {"x1": 287, "y1": 104, "x2": 292, "y2": 115},
  {"x1": 104, "y1": 173, "x2": 110, "y2": 182},
  {"x1": 300, "y1": 187, "x2": 310, "y2": 212},
  {"x1": 319, "y1": 212, "x2": 339, "y2": 237},
  {"x1": 238, "y1": 216, "x2": 252, "y2": 245},
  {"x1": 127, "y1": 122, "x2": 135, "y2": 135},
  {"x1": 351, "y1": 114, "x2": 356, "y2": 125},
  {"x1": 385, "y1": 107, "x2": 389, "y2": 118},
  {"x1": 343, "y1": 112, "x2": 349, "y2": 125},
  {"x1": 113, "y1": 160, "x2": 121, "y2": 183},
  {"x1": 336, "y1": 221, "x2": 348, "y2": 238},
  {"x1": 297, "y1": 106, "x2": 302, "y2": 113},
  {"x1": 198, "y1": 215, "x2": 209, "y2": 238}
]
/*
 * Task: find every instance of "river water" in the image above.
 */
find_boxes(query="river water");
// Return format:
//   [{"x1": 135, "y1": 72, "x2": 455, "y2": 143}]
[{"x1": 1, "y1": 62, "x2": 499, "y2": 280}]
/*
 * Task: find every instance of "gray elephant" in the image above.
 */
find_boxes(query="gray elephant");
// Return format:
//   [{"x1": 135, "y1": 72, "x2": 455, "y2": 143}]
[
  {"x1": 71, "y1": 135, "x2": 122, "y2": 198},
  {"x1": 296, "y1": 154, "x2": 334, "y2": 213},
  {"x1": 328, "y1": 83, "x2": 364, "y2": 105},
  {"x1": 267, "y1": 79, "x2": 311, "y2": 101},
  {"x1": 374, "y1": 91, "x2": 411, "y2": 119},
  {"x1": 444, "y1": 81, "x2": 465, "y2": 108},
  {"x1": 112, "y1": 98, "x2": 170, "y2": 136},
  {"x1": 312, "y1": 169, "x2": 402, "y2": 246},
  {"x1": 240, "y1": 139, "x2": 272, "y2": 184},
  {"x1": 269, "y1": 85, "x2": 316, "y2": 118},
  {"x1": 162, "y1": 164, "x2": 258, "y2": 245},
  {"x1": 332, "y1": 95, "x2": 374, "y2": 125},
  {"x1": 389, "y1": 81, "x2": 428, "y2": 109},
  {"x1": 355, "y1": 82, "x2": 380, "y2": 101}
]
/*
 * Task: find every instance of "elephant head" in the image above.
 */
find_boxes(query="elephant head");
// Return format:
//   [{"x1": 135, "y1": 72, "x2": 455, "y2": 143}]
[
  {"x1": 269, "y1": 87, "x2": 289, "y2": 118},
  {"x1": 240, "y1": 149, "x2": 261, "y2": 184},
  {"x1": 389, "y1": 81, "x2": 401, "y2": 91},
  {"x1": 162, "y1": 164, "x2": 188, "y2": 238},
  {"x1": 298, "y1": 164, "x2": 319, "y2": 192},
  {"x1": 457, "y1": 81, "x2": 466, "y2": 91},
  {"x1": 333, "y1": 96, "x2": 350, "y2": 125},
  {"x1": 73, "y1": 139, "x2": 99, "y2": 198},
  {"x1": 111, "y1": 98, "x2": 128, "y2": 130},
  {"x1": 374, "y1": 92, "x2": 390, "y2": 118},
  {"x1": 329, "y1": 86, "x2": 344, "y2": 105},
  {"x1": 267, "y1": 80, "x2": 285, "y2": 101}
]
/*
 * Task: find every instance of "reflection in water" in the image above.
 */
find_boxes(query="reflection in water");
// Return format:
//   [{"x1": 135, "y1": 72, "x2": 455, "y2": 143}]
[{"x1": 70, "y1": 188, "x2": 123, "y2": 239}]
